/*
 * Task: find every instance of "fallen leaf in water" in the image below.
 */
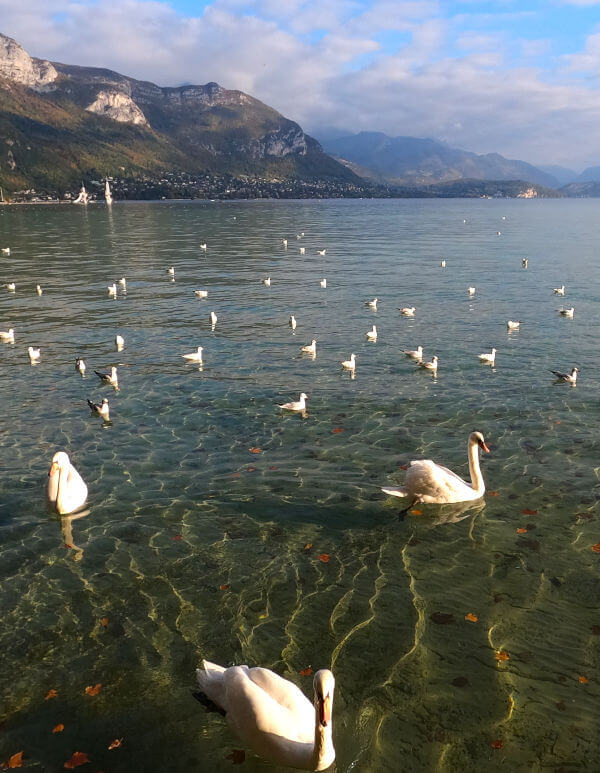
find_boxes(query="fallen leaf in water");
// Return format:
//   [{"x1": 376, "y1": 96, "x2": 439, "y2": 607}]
[
  {"x1": 521, "y1": 509, "x2": 537, "y2": 515},
  {"x1": 108, "y1": 739, "x2": 122, "y2": 750},
  {"x1": 332, "y1": 427, "x2": 344, "y2": 434},
  {"x1": 65, "y1": 544, "x2": 73, "y2": 549},
  {"x1": 317, "y1": 554, "x2": 330, "y2": 563},
  {"x1": 517, "y1": 528, "x2": 528, "y2": 534},
  {"x1": 400, "y1": 464, "x2": 409, "y2": 470},
  {"x1": 3, "y1": 751, "x2": 23, "y2": 768},
  {"x1": 84, "y1": 684, "x2": 102, "y2": 696},
  {"x1": 430, "y1": 612, "x2": 455, "y2": 625},
  {"x1": 249, "y1": 447, "x2": 261, "y2": 453},
  {"x1": 225, "y1": 750, "x2": 245, "y2": 764},
  {"x1": 53, "y1": 724, "x2": 65, "y2": 734},
  {"x1": 578, "y1": 675, "x2": 588, "y2": 684},
  {"x1": 299, "y1": 666, "x2": 313, "y2": 676},
  {"x1": 303, "y1": 543, "x2": 312, "y2": 551},
  {"x1": 465, "y1": 613, "x2": 478, "y2": 623},
  {"x1": 232, "y1": 472, "x2": 241, "y2": 478},
  {"x1": 488, "y1": 491, "x2": 499, "y2": 497},
  {"x1": 410, "y1": 509, "x2": 423, "y2": 516},
  {"x1": 100, "y1": 618, "x2": 109, "y2": 628},
  {"x1": 173, "y1": 535, "x2": 183, "y2": 541},
  {"x1": 556, "y1": 420, "x2": 562, "y2": 424},
  {"x1": 258, "y1": 613, "x2": 268, "y2": 619},
  {"x1": 490, "y1": 740, "x2": 504, "y2": 750},
  {"x1": 45, "y1": 689, "x2": 58, "y2": 700},
  {"x1": 64, "y1": 751, "x2": 90, "y2": 769},
  {"x1": 592, "y1": 543, "x2": 600, "y2": 553},
  {"x1": 247, "y1": 467, "x2": 256, "y2": 472},
  {"x1": 219, "y1": 584, "x2": 230, "y2": 591},
  {"x1": 495, "y1": 651, "x2": 510, "y2": 662},
  {"x1": 269, "y1": 465, "x2": 278, "y2": 470}
]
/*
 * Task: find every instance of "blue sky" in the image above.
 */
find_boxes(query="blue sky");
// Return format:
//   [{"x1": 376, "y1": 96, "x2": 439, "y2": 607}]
[{"x1": 3, "y1": 0, "x2": 600, "y2": 168}]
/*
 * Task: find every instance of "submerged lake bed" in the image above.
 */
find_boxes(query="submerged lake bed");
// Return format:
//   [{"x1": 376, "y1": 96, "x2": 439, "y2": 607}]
[{"x1": 0, "y1": 198, "x2": 599, "y2": 771}]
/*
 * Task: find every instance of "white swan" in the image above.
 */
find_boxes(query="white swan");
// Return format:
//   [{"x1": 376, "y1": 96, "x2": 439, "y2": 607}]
[
  {"x1": 366, "y1": 325, "x2": 377, "y2": 341},
  {"x1": 320, "y1": 278, "x2": 327, "y2": 288},
  {"x1": 196, "y1": 662, "x2": 335, "y2": 771},
  {"x1": 28, "y1": 346, "x2": 40, "y2": 363},
  {"x1": 341, "y1": 353, "x2": 356, "y2": 371},
  {"x1": 194, "y1": 290, "x2": 208, "y2": 298},
  {"x1": 418, "y1": 355, "x2": 438, "y2": 372},
  {"x1": 553, "y1": 285, "x2": 565, "y2": 295},
  {"x1": 87, "y1": 397, "x2": 110, "y2": 421},
  {"x1": 400, "y1": 307, "x2": 415, "y2": 316},
  {"x1": 478, "y1": 348, "x2": 496, "y2": 365},
  {"x1": 558, "y1": 307, "x2": 574, "y2": 317},
  {"x1": 366, "y1": 298, "x2": 378, "y2": 310},
  {"x1": 551, "y1": 366, "x2": 578, "y2": 384},
  {"x1": 301, "y1": 340, "x2": 317, "y2": 355},
  {"x1": 95, "y1": 366, "x2": 118, "y2": 388},
  {"x1": 404, "y1": 345, "x2": 422, "y2": 359},
  {"x1": 182, "y1": 346, "x2": 204, "y2": 363},
  {"x1": 467, "y1": 286, "x2": 476, "y2": 296},
  {"x1": 115, "y1": 334, "x2": 125, "y2": 351},
  {"x1": 108, "y1": 283, "x2": 117, "y2": 297},
  {"x1": 36, "y1": 284, "x2": 43, "y2": 296},
  {"x1": 75, "y1": 357, "x2": 86, "y2": 375},
  {"x1": 279, "y1": 392, "x2": 308, "y2": 411},
  {"x1": 382, "y1": 431, "x2": 489, "y2": 504},
  {"x1": 506, "y1": 320, "x2": 520, "y2": 330},
  {"x1": 0, "y1": 328, "x2": 14, "y2": 343},
  {"x1": 263, "y1": 277, "x2": 271, "y2": 287},
  {"x1": 289, "y1": 315, "x2": 297, "y2": 330},
  {"x1": 47, "y1": 451, "x2": 88, "y2": 515}
]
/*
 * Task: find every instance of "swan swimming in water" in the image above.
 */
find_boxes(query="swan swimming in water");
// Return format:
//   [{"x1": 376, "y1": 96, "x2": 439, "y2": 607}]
[
  {"x1": 196, "y1": 662, "x2": 335, "y2": 771},
  {"x1": 382, "y1": 431, "x2": 490, "y2": 504},
  {"x1": 47, "y1": 451, "x2": 88, "y2": 515}
]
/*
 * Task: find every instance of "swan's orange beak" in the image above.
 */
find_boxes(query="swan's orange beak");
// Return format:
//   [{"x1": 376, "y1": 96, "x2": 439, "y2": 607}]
[
  {"x1": 319, "y1": 695, "x2": 332, "y2": 727},
  {"x1": 481, "y1": 442, "x2": 490, "y2": 453},
  {"x1": 48, "y1": 461, "x2": 59, "y2": 477}
]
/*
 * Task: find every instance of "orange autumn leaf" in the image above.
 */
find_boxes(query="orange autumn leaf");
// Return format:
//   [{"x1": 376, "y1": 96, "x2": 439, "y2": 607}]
[
  {"x1": 100, "y1": 618, "x2": 109, "y2": 628},
  {"x1": 247, "y1": 466, "x2": 256, "y2": 472},
  {"x1": 399, "y1": 464, "x2": 409, "y2": 470},
  {"x1": 521, "y1": 509, "x2": 537, "y2": 515},
  {"x1": 269, "y1": 465, "x2": 278, "y2": 471},
  {"x1": 299, "y1": 666, "x2": 313, "y2": 676},
  {"x1": 219, "y1": 584, "x2": 230, "y2": 591},
  {"x1": 465, "y1": 613, "x2": 478, "y2": 623},
  {"x1": 84, "y1": 684, "x2": 102, "y2": 696},
  {"x1": 108, "y1": 739, "x2": 123, "y2": 750},
  {"x1": 4, "y1": 752, "x2": 24, "y2": 769},
  {"x1": 317, "y1": 554, "x2": 330, "y2": 563},
  {"x1": 53, "y1": 724, "x2": 65, "y2": 734},
  {"x1": 64, "y1": 751, "x2": 90, "y2": 769},
  {"x1": 249, "y1": 447, "x2": 261, "y2": 453},
  {"x1": 517, "y1": 528, "x2": 528, "y2": 534},
  {"x1": 410, "y1": 509, "x2": 423, "y2": 516},
  {"x1": 578, "y1": 675, "x2": 589, "y2": 684},
  {"x1": 45, "y1": 689, "x2": 58, "y2": 700},
  {"x1": 332, "y1": 427, "x2": 344, "y2": 434},
  {"x1": 304, "y1": 543, "x2": 312, "y2": 551},
  {"x1": 488, "y1": 491, "x2": 499, "y2": 496},
  {"x1": 173, "y1": 535, "x2": 183, "y2": 541},
  {"x1": 491, "y1": 740, "x2": 504, "y2": 750},
  {"x1": 232, "y1": 472, "x2": 241, "y2": 478},
  {"x1": 495, "y1": 650, "x2": 510, "y2": 662},
  {"x1": 592, "y1": 543, "x2": 600, "y2": 553}
]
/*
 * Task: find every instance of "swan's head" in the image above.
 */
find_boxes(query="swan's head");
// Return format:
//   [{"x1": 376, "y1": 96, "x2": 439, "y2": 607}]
[
  {"x1": 470, "y1": 431, "x2": 489, "y2": 453},
  {"x1": 313, "y1": 669, "x2": 335, "y2": 727},
  {"x1": 300, "y1": 393, "x2": 308, "y2": 401},
  {"x1": 49, "y1": 451, "x2": 70, "y2": 476}
]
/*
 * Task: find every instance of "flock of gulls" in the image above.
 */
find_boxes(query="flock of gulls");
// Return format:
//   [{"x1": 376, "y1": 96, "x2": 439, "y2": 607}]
[{"x1": 0, "y1": 225, "x2": 581, "y2": 771}]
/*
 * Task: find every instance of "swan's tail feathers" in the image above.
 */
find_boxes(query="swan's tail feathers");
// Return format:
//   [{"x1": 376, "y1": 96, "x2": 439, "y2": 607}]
[
  {"x1": 381, "y1": 487, "x2": 408, "y2": 498},
  {"x1": 196, "y1": 661, "x2": 227, "y2": 710}
]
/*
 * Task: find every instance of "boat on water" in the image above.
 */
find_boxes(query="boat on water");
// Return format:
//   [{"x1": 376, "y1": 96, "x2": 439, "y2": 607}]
[
  {"x1": 105, "y1": 179, "x2": 113, "y2": 205},
  {"x1": 73, "y1": 184, "x2": 89, "y2": 205}
]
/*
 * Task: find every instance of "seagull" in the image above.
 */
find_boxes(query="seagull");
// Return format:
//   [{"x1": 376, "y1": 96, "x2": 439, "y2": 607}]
[
  {"x1": 507, "y1": 320, "x2": 521, "y2": 330},
  {"x1": 300, "y1": 340, "x2": 316, "y2": 355},
  {"x1": 6, "y1": 283, "x2": 15, "y2": 292},
  {"x1": 320, "y1": 278, "x2": 327, "y2": 288},
  {"x1": 318, "y1": 249, "x2": 326, "y2": 256},
  {"x1": 194, "y1": 290, "x2": 208, "y2": 298},
  {"x1": 108, "y1": 283, "x2": 117, "y2": 297},
  {"x1": 468, "y1": 286, "x2": 476, "y2": 296},
  {"x1": 1, "y1": 247, "x2": 10, "y2": 255},
  {"x1": 289, "y1": 315, "x2": 297, "y2": 330},
  {"x1": 404, "y1": 345, "x2": 423, "y2": 359},
  {"x1": 75, "y1": 357, "x2": 86, "y2": 375},
  {"x1": 522, "y1": 258, "x2": 528, "y2": 268},
  {"x1": 418, "y1": 355, "x2": 438, "y2": 372},
  {"x1": 341, "y1": 353, "x2": 356, "y2": 371},
  {"x1": 263, "y1": 277, "x2": 271, "y2": 287},
  {"x1": 299, "y1": 247, "x2": 306, "y2": 255},
  {"x1": 28, "y1": 346, "x2": 40, "y2": 363},
  {"x1": 296, "y1": 233, "x2": 303, "y2": 239},
  {"x1": 200, "y1": 243, "x2": 207, "y2": 250},
  {"x1": 36, "y1": 284, "x2": 43, "y2": 296},
  {"x1": 95, "y1": 366, "x2": 118, "y2": 388},
  {"x1": 366, "y1": 325, "x2": 377, "y2": 341},
  {"x1": 168, "y1": 267, "x2": 175, "y2": 276},
  {"x1": 551, "y1": 366, "x2": 578, "y2": 384},
  {"x1": 119, "y1": 277, "x2": 126, "y2": 287},
  {"x1": 558, "y1": 307, "x2": 575, "y2": 317},
  {"x1": 87, "y1": 397, "x2": 110, "y2": 421},
  {"x1": 182, "y1": 346, "x2": 204, "y2": 363},
  {"x1": 278, "y1": 392, "x2": 308, "y2": 411},
  {"x1": 497, "y1": 231, "x2": 502, "y2": 236},
  {"x1": 282, "y1": 239, "x2": 288, "y2": 247},
  {"x1": 0, "y1": 328, "x2": 14, "y2": 343},
  {"x1": 400, "y1": 307, "x2": 416, "y2": 316},
  {"x1": 366, "y1": 298, "x2": 378, "y2": 310},
  {"x1": 440, "y1": 260, "x2": 446, "y2": 267},
  {"x1": 553, "y1": 285, "x2": 566, "y2": 295},
  {"x1": 478, "y1": 348, "x2": 497, "y2": 365},
  {"x1": 115, "y1": 334, "x2": 125, "y2": 351},
  {"x1": 210, "y1": 311, "x2": 218, "y2": 327}
]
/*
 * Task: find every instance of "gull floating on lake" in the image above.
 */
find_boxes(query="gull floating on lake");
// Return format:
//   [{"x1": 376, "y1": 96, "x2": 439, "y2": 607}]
[
  {"x1": 108, "y1": 283, "x2": 117, "y2": 297},
  {"x1": 382, "y1": 431, "x2": 489, "y2": 505},
  {"x1": 366, "y1": 298, "x2": 378, "y2": 310},
  {"x1": 507, "y1": 320, "x2": 520, "y2": 330},
  {"x1": 289, "y1": 315, "x2": 297, "y2": 330},
  {"x1": 87, "y1": 397, "x2": 110, "y2": 421},
  {"x1": 0, "y1": 328, "x2": 14, "y2": 343},
  {"x1": 418, "y1": 355, "x2": 438, "y2": 372},
  {"x1": 341, "y1": 353, "x2": 356, "y2": 371},
  {"x1": 478, "y1": 348, "x2": 497, "y2": 365},
  {"x1": 195, "y1": 662, "x2": 335, "y2": 771},
  {"x1": 440, "y1": 260, "x2": 446, "y2": 267},
  {"x1": 400, "y1": 307, "x2": 415, "y2": 316},
  {"x1": 210, "y1": 311, "x2": 218, "y2": 328},
  {"x1": 282, "y1": 239, "x2": 288, "y2": 247},
  {"x1": 118, "y1": 277, "x2": 126, "y2": 289},
  {"x1": 115, "y1": 334, "x2": 125, "y2": 351},
  {"x1": 404, "y1": 345, "x2": 423, "y2": 359},
  {"x1": 1, "y1": 247, "x2": 10, "y2": 255},
  {"x1": 522, "y1": 258, "x2": 528, "y2": 268},
  {"x1": 558, "y1": 307, "x2": 574, "y2": 317},
  {"x1": 6, "y1": 283, "x2": 15, "y2": 292},
  {"x1": 300, "y1": 340, "x2": 317, "y2": 356},
  {"x1": 182, "y1": 346, "x2": 204, "y2": 363},
  {"x1": 553, "y1": 285, "x2": 565, "y2": 295},
  {"x1": 200, "y1": 243, "x2": 207, "y2": 250},
  {"x1": 320, "y1": 278, "x2": 327, "y2": 288},
  {"x1": 366, "y1": 325, "x2": 377, "y2": 341},
  {"x1": 47, "y1": 451, "x2": 88, "y2": 515},
  {"x1": 279, "y1": 392, "x2": 308, "y2": 411},
  {"x1": 28, "y1": 346, "x2": 40, "y2": 363},
  {"x1": 263, "y1": 277, "x2": 271, "y2": 287},
  {"x1": 300, "y1": 247, "x2": 306, "y2": 255},
  {"x1": 194, "y1": 290, "x2": 208, "y2": 298},
  {"x1": 168, "y1": 267, "x2": 175, "y2": 276},
  {"x1": 95, "y1": 366, "x2": 118, "y2": 388},
  {"x1": 467, "y1": 286, "x2": 476, "y2": 296},
  {"x1": 551, "y1": 366, "x2": 578, "y2": 384},
  {"x1": 75, "y1": 357, "x2": 86, "y2": 375},
  {"x1": 318, "y1": 249, "x2": 326, "y2": 256},
  {"x1": 36, "y1": 284, "x2": 43, "y2": 295}
]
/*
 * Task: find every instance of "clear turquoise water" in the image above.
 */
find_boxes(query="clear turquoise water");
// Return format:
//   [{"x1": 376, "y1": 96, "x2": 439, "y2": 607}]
[{"x1": 0, "y1": 198, "x2": 599, "y2": 771}]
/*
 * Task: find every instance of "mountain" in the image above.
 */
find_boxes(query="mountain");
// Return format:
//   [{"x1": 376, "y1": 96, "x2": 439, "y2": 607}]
[
  {"x1": 319, "y1": 131, "x2": 559, "y2": 188},
  {"x1": 575, "y1": 166, "x2": 600, "y2": 182},
  {"x1": 0, "y1": 32, "x2": 361, "y2": 196},
  {"x1": 560, "y1": 181, "x2": 600, "y2": 197},
  {"x1": 538, "y1": 165, "x2": 578, "y2": 186}
]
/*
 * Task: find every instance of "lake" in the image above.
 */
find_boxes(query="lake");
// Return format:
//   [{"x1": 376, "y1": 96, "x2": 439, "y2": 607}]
[{"x1": 0, "y1": 198, "x2": 598, "y2": 771}]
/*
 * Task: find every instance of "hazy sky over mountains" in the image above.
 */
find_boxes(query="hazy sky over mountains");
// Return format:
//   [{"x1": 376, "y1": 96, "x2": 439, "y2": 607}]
[{"x1": 2, "y1": 0, "x2": 600, "y2": 168}]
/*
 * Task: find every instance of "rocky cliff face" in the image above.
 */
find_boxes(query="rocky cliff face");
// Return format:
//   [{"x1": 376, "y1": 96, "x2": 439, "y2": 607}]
[
  {"x1": 86, "y1": 90, "x2": 148, "y2": 125},
  {"x1": 0, "y1": 33, "x2": 57, "y2": 91}
]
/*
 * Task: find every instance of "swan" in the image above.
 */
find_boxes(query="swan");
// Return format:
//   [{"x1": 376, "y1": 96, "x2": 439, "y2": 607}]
[
  {"x1": 404, "y1": 345, "x2": 423, "y2": 359},
  {"x1": 279, "y1": 393, "x2": 308, "y2": 411},
  {"x1": 289, "y1": 315, "x2": 297, "y2": 330},
  {"x1": 1, "y1": 247, "x2": 10, "y2": 255},
  {"x1": 182, "y1": 346, "x2": 204, "y2": 363},
  {"x1": 75, "y1": 357, "x2": 86, "y2": 375},
  {"x1": 478, "y1": 348, "x2": 496, "y2": 365},
  {"x1": 522, "y1": 258, "x2": 528, "y2": 268},
  {"x1": 418, "y1": 355, "x2": 438, "y2": 372},
  {"x1": 506, "y1": 320, "x2": 520, "y2": 330},
  {"x1": 382, "y1": 431, "x2": 490, "y2": 504},
  {"x1": 0, "y1": 328, "x2": 14, "y2": 343},
  {"x1": 168, "y1": 267, "x2": 175, "y2": 276},
  {"x1": 366, "y1": 326, "x2": 377, "y2": 341},
  {"x1": 341, "y1": 353, "x2": 356, "y2": 371},
  {"x1": 87, "y1": 397, "x2": 110, "y2": 421},
  {"x1": 440, "y1": 260, "x2": 446, "y2": 268},
  {"x1": 300, "y1": 340, "x2": 316, "y2": 356},
  {"x1": 467, "y1": 287, "x2": 476, "y2": 296},
  {"x1": 95, "y1": 366, "x2": 118, "y2": 388},
  {"x1": 300, "y1": 247, "x2": 306, "y2": 255},
  {"x1": 366, "y1": 298, "x2": 377, "y2": 310},
  {"x1": 47, "y1": 451, "x2": 88, "y2": 515},
  {"x1": 195, "y1": 290, "x2": 208, "y2": 298},
  {"x1": 558, "y1": 307, "x2": 574, "y2": 317},
  {"x1": 36, "y1": 284, "x2": 43, "y2": 296},
  {"x1": 320, "y1": 278, "x2": 327, "y2": 288},
  {"x1": 318, "y1": 249, "x2": 326, "y2": 256},
  {"x1": 553, "y1": 285, "x2": 565, "y2": 295},
  {"x1": 263, "y1": 277, "x2": 271, "y2": 287},
  {"x1": 210, "y1": 311, "x2": 218, "y2": 327},
  {"x1": 196, "y1": 662, "x2": 335, "y2": 771},
  {"x1": 115, "y1": 334, "x2": 125, "y2": 351},
  {"x1": 400, "y1": 307, "x2": 415, "y2": 316},
  {"x1": 6, "y1": 283, "x2": 15, "y2": 292},
  {"x1": 551, "y1": 366, "x2": 578, "y2": 384},
  {"x1": 119, "y1": 277, "x2": 126, "y2": 287},
  {"x1": 28, "y1": 346, "x2": 40, "y2": 363}
]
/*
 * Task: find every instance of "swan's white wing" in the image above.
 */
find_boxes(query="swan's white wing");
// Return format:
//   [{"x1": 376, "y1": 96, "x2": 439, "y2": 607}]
[
  {"x1": 406, "y1": 460, "x2": 474, "y2": 503},
  {"x1": 246, "y1": 667, "x2": 314, "y2": 730},
  {"x1": 65, "y1": 463, "x2": 88, "y2": 512}
]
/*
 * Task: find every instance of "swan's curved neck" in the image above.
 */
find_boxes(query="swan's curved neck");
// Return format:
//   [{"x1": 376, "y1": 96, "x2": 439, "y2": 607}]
[
  {"x1": 312, "y1": 697, "x2": 335, "y2": 771},
  {"x1": 467, "y1": 440, "x2": 485, "y2": 495},
  {"x1": 56, "y1": 464, "x2": 69, "y2": 514}
]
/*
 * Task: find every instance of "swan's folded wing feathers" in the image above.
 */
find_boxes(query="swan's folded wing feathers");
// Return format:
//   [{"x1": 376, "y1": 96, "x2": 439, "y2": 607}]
[
  {"x1": 246, "y1": 667, "x2": 314, "y2": 728},
  {"x1": 407, "y1": 460, "x2": 472, "y2": 502}
]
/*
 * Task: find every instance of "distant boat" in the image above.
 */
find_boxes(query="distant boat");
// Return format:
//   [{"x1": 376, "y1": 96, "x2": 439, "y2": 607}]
[
  {"x1": 73, "y1": 184, "x2": 89, "y2": 205},
  {"x1": 105, "y1": 179, "x2": 113, "y2": 206}
]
